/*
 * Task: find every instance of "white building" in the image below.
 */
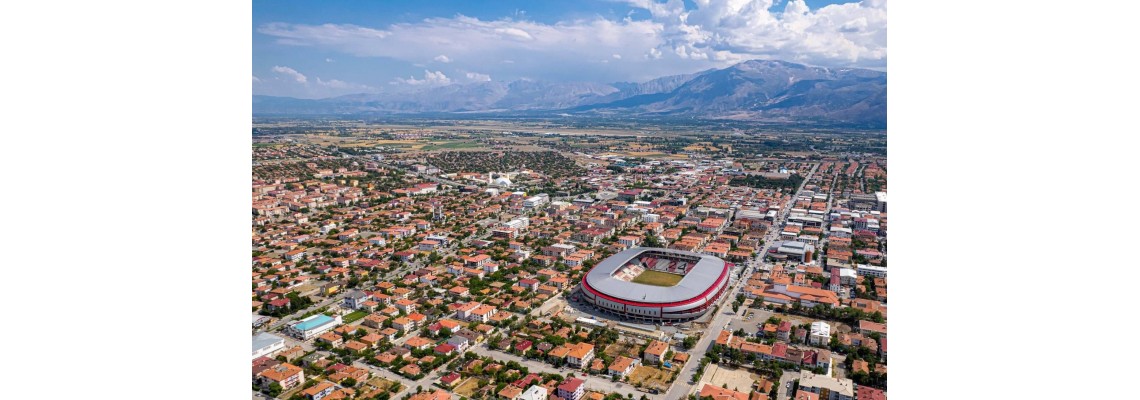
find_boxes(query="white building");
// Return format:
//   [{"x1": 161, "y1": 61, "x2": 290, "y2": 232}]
[
  {"x1": 810, "y1": 322, "x2": 832, "y2": 346},
  {"x1": 520, "y1": 386, "x2": 548, "y2": 400},
  {"x1": 523, "y1": 194, "x2": 549, "y2": 208},
  {"x1": 490, "y1": 172, "x2": 513, "y2": 187},
  {"x1": 504, "y1": 217, "x2": 530, "y2": 230},
  {"x1": 343, "y1": 289, "x2": 372, "y2": 310},
  {"x1": 838, "y1": 268, "x2": 858, "y2": 285},
  {"x1": 776, "y1": 241, "x2": 815, "y2": 263},
  {"x1": 829, "y1": 227, "x2": 852, "y2": 238},
  {"x1": 252, "y1": 332, "x2": 286, "y2": 360},
  {"x1": 856, "y1": 264, "x2": 888, "y2": 278},
  {"x1": 286, "y1": 314, "x2": 342, "y2": 340},
  {"x1": 798, "y1": 369, "x2": 854, "y2": 400}
]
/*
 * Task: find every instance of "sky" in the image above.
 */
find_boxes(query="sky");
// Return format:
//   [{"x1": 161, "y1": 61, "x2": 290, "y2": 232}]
[{"x1": 253, "y1": 0, "x2": 886, "y2": 99}]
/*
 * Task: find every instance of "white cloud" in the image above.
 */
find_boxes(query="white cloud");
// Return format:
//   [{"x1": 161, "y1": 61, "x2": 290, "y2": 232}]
[
  {"x1": 257, "y1": 1, "x2": 886, "y2": 83},
  {"x1": 465, "y1": 72, "x2": 492, "y2": 82},
  {"x1": 271, "y1": 65, "x2": 307, "y2": 83},
  {"x1": 325, "y1": 58, "x2": 335, "y2": 63},
  {"x1": 494, "y1": 27, "x2": 534, "y2": 40},
  {"x1": 316, "y1": 77, "x2": 372, "y2": 91},
  {"x1": 393, "y1": 70, "x2": 451, "y2": 86},
  {"x1": 252, "y1": 75, "x2": 261, "y2": 83},
  {"x1": 625, "y1": 0, "x2": 887, "y2": 68}
]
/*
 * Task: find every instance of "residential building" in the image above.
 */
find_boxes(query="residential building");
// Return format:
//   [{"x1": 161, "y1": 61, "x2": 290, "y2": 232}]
[
  {"x1": 257, "y1": 362, "x2": 305, "y2": 391},
  {"x1": 855, "y1": 386, "x2": 886, "y2": 400},
  {"x1": 343, "y1": 290, "x2": 372, "y2": 310},
  {"x1": 643, "y1": 340, "x2": 669, "y2": 364},
  {"x1": 810, "y1": 322, "x2": 832, "y2": 346},
  {"x1": 797, "y1": 370, "x2": 854, "y2": 400},
  {"x1": 519, "y1": 385, "x2": 548, "y2": 400},
  {"x1": 698, "y1": 384, "x2": 749, "y2": 400},
  {"x1": 556, "y1": 378, "x2": 585, "y2": 400},
  {"x1": 608, "y1": 356, "x2": 638, "y2": 378},
  {"x1": 566, "y1": 343, "x2": 595, "y2": 369},
  {"x1": 302, "y1": 381, "x2": 336, "y2": 400}
]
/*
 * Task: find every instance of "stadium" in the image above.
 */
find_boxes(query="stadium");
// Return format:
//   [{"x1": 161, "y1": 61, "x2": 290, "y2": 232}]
[{"x1": 576, "y1": 247, "x2": 731, "y2": 323}]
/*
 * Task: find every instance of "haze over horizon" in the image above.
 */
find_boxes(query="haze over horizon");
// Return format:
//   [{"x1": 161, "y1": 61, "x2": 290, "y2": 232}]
[{"x1": 254, "y1": 0, "x2": 887, "y2": 99}]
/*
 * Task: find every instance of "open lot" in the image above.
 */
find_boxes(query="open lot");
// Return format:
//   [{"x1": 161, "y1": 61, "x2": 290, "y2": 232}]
[
  {"x1": 632, "y1": 270, "x2": 684, "y2": 287},
  {"x1": 702, "y1": 363, "x2": 761, "y2": 394},
  {"x1": 454, "y1": 377, "x2": 483, "y2": 397},
  {"x1": 742, "y1": 308, "x2": 853, "y2": 335},
  {"x1": 628, "y1": 365, "x2": 676, "y2": 391},
  {"x1": 364, "y1": 377, "x2": 401, "y2": 393},
  {"x1": 603, "y1": 341, "x2": 640, "y2": 358}
]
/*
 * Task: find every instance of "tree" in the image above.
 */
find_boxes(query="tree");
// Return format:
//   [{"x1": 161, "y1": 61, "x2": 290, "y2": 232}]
[
  {"x1": 343, "y1": 377, "x2": 358, "y2": 387},
  {"x1": 267, "y1": 382, "x2": 283, "y2": 397}
]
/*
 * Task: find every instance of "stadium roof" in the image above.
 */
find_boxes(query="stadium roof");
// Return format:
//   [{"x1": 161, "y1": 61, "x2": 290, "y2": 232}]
[{"x1": 584, "y1": 247, "x2": 727, "y2": 304}]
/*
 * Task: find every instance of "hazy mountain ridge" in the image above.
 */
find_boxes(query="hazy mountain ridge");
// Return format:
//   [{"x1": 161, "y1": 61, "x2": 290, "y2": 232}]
[{"x1": 254, "y1": 60, "x2": 885, "y2": 127}]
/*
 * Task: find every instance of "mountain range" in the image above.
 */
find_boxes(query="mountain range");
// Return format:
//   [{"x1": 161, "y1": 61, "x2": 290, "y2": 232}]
[{"x1": 253, "y1": 60, "x2": 886, "y2": 127}]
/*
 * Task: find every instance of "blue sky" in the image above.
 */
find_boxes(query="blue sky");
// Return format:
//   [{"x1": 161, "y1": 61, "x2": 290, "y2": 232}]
[{"x1": 254, "y1": 0, "x2": 886, "y2": 98}]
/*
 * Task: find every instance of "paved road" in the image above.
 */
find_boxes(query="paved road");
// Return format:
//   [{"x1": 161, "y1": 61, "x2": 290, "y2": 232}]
[
  {"x1": 662, "y1": 163, "x2": 819, "y2": 400},
  {"x1": 775, "y1": 370, "x2": 798, "y2": 400}
]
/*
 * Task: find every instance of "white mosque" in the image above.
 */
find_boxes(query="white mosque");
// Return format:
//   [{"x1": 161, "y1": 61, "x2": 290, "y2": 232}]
[{"x1": 489, "y1": 172, "x2": 514, "y2": 188}]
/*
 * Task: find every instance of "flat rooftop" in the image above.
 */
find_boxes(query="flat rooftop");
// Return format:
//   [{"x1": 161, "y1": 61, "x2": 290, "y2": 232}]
[
  {"x1": 293, "y1": 314, "x2": 335, "y2": 331},
  {"x1": 253, "y1": 332, "x2": 284, "y2": 351}
]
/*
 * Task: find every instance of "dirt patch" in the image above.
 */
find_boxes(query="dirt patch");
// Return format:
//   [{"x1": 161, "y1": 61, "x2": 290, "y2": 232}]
[
  {"x1": 604, "y1": 341, "x2": 639, "y2": 358},
  {"x1": 454, "y1": 378, "x2": 483, "y2": 397},
  {"x1": 702, "y1": 363, "x2": 761, "y2": 394},
  {"x1": 365, "y1": 377, "x2": 401, "y2": 393},
  {"x1": 628, "y1": 365, "x2": 676, "y2": 391}
]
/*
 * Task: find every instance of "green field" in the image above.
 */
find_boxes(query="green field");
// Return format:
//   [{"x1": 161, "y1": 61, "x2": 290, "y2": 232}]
[
  {"x1": 342, "y1": 310, "x2": 369, "y2": 324},
  {"x1": 631, "y1": 270, "x2": 684, "y2": 287}
]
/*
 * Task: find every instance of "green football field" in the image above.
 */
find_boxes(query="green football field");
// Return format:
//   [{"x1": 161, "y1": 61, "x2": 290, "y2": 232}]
[{"x1": 631, "y1": 270, "x2": 684, "y2": 287}]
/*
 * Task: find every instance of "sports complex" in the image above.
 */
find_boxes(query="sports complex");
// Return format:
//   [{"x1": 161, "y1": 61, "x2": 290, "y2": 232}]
[{"x1": 576, "y1": 247, "x2": 731, "y2": 323}]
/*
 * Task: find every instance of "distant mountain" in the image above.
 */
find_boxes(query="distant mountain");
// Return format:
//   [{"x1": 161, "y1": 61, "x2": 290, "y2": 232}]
[
  {"x1": 579, "y1": 70, "x2": 714, "y2": 106},
  {"x1": 578, "y1": 60, "x2": 887, "y2": 126},
  {"x1": 253, "y1": 60, "x2": 885, "y2": 127}
]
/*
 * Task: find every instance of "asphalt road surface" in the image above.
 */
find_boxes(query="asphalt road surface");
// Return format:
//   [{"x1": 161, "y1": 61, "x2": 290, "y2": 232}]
[{"x1": 662, "y1": 163, "x2": 818, "y2": 400}]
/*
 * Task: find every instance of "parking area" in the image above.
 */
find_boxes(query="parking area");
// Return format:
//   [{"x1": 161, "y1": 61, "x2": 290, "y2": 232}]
[{"x1": 725, "y1": 308, "x2": 771, "y2": 336}]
